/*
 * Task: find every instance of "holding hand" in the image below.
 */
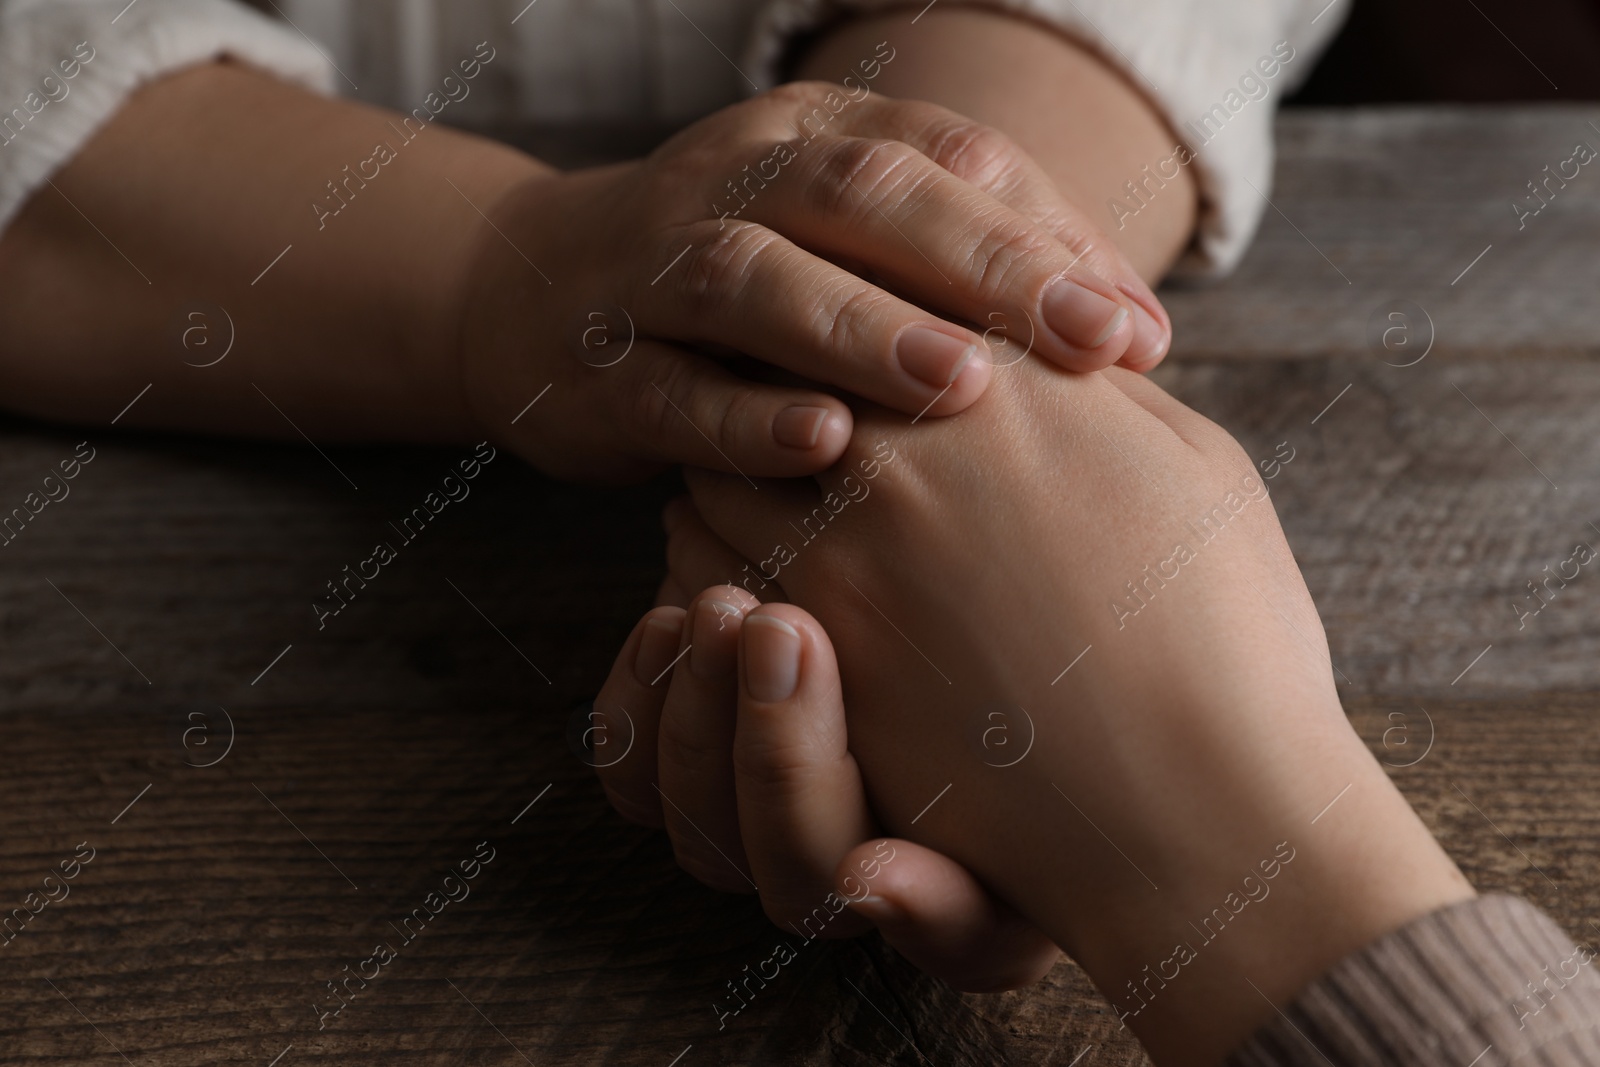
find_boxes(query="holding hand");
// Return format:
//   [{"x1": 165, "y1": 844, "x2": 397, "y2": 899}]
[
  {"x1": 592, "y1": 585, "x2": 1060, "y2": 993},
  {"x1": 595, "y1": 359, "x2": 1472, "y2": 1064},
  {"x1": 458, "y1": 81, "x2": 1169, "y2": 482}
]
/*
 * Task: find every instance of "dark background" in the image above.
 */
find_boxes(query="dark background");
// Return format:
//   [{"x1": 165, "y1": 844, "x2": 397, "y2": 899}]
[{"x1": 1291, "y1": 0, "x2": 1597, "y2": 103}]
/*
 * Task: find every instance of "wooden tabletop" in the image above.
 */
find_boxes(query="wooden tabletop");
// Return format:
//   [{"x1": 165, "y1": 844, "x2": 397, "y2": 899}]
[{"x1": 5, "y1": 106, "x2": 1600, "y2": 1066}]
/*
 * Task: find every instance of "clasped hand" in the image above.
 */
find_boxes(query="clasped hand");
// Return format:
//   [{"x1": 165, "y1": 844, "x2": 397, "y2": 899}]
[
  {"x1": 457, "y1": 81, "x2": 1168, "y2": 482},
  {"x1": 587, "y1": 350, "x2": 1471, "y2": 1065}
]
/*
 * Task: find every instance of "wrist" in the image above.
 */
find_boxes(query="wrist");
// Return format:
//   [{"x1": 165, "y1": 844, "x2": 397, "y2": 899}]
[
  {"x1": 1049, "y1": 706, "x2": 1473, "y2": 1066},
  {"x1": 451, "y1": 161, "x2": 645, "y2": 478},
  {"x1": 411, "y1": 141, "x2": 556, "y2": 447}
]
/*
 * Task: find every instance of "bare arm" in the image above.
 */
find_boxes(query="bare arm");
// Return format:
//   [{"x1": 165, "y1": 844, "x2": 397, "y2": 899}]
[
  {"x1": 0, "y1": 60, "x2": 539, "y2": 442},
  {"x1": 0, "y1": 51, "x2": 1173, "y2": 482}
]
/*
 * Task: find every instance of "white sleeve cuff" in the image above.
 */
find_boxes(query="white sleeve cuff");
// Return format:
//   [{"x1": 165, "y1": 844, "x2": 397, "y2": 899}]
[
  {"x1": 743, "y1": 0, "x2": 1347, "y2": 276},
  {"x1": 0, "y1": 0, "x2": 335, "y2": 235}
]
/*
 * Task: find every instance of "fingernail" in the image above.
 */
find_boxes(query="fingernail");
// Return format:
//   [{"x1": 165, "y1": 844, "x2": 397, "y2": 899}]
[
  {"x1": 897, "y1": 326, "x2": 979, "y2": 388},
  {"x1": 1041, "y1": 277, "x2": 1130, "y2": 350},
  {"x1": 1124, "y1": 299, "x2": 1169, "y2": 368},
  {"x1": 743, "y1": 614, "x2": 800, "y2": 702},
  {"x1": 848, "y1": 895, "x2": 900, "y2": 924},
  {"x1": 691, "y1": 599, "x2": 744, "y2": 679},
  {"x1": 634, "y1": 613, "x2": 684, "y2": 685},
  {"x1": 772, "y1": 405, "x2": 829, "y2": 450}
]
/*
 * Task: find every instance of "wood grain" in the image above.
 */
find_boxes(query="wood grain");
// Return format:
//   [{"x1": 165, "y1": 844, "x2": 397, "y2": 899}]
[
  {"x1": 4, "y1": 108, "x2": 1600, "y2": 1065},
  {"x1": 1163, "y1": 107, "x2": 1600, "y2": 361}
]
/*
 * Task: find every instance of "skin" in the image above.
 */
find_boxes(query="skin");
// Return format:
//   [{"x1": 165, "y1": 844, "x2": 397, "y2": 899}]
[
  {"x1": 0, "y1": 28, "x2": 1172, "y2": 483},
  {"x1": 796, "y1": 6, "x2": 1199, "y2": 282},
  {"x1": 458, "y1": 80, "x2": 1169, "y2": 481},
  {"x1": 600, "y1": 359, "x2": 1475, "y2": 1066},
  {"x1": 0, "y1": 5, "x2": 1298, "y2": 1055},
  {"x1": 605, "y1": 0, "x2": 1207, "y2": 997},
  {"x1": 588, "y1": 25, "x2": 1461, "y2": 1022}
]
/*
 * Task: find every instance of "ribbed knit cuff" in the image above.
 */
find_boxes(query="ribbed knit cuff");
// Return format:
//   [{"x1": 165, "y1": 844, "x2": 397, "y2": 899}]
[{"x1": 1227, "y1": 896, "x2": 1600, "y2": 1067}]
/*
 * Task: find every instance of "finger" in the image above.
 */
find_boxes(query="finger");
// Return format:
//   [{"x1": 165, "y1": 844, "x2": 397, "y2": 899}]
[
  {"x1": 613, "y1": 342, "x2": 853, "y2": 476},
  {"x1": 654, "y1": 573, "x2": 692, "y2": 608},
  {"x1": 735, "y1": 604, "x2": 874, "y2": 935},
  {"x1": 664, "y1": 496, "x2": 786, "y2": 605},
  {"x1": 682, "y1": 467, "x2": 821, "y2": 576},
  {"x1": 838, "y1": 96, "x2": 1171, "y2": 370},
  {"x1": 635, "y1": 220, "x2": 990, "y2": 419},
  {"x1": 590, "y1": 606, "x2": 686, "y2": 828},
  {"x1": 657, "y1": 586, "x2": 763, "y2": 893},
  {"x1": 746, "y1": 136, "x2": 1141, "y2": 371},
  {"x1": 837, "y1": 839, "x2": 1061, "y2": 993}
]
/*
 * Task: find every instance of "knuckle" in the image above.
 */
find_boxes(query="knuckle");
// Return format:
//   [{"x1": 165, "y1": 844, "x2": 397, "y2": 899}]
[
  {"x1": 711, "y1": 382, "x2": 763, "y2": 456},
  {"x1": 641, "y1": 142, "x2": 716, "y2": 200},
  {"x1": 965, "y1": 222, "x2": 1057, "y2": 304},
  {"x1": 629, "y1": 357, "x2": 695, "y2": 451},
  {"x1": 731, "y1": 739, "x2": 791, "y2": 784},
  {"x1": 732, "y1": 729, "x2": 834, "y2": 793},
  {"x1": 763, "y1": 79, "x2": 832, "y2": 110},
  {"x1": 818, "y1": 284, "x2": 892, "y2": 364},
  {"x1": 676, "y1": 220, "x2": 777, "y2": 319},
  {"x1": 811, "y1": 138, "x2": 925, "y2": 219},
  {"x1": 920, "y1": 114, "x2": 1028, "y2": 187},
  {"x1": 658, "y1": 710, "x2": 729, "y2": 768}
]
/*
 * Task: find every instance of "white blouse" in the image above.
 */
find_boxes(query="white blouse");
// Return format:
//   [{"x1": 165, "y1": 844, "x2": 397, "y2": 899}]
[{"x1": 0, "y1": 0, "x2": 1343, "y2": 273}]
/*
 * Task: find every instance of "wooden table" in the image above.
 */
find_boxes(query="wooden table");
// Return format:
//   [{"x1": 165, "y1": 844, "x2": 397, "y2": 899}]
[{"x1": 5, "y1": 106, "x2": 1600, "y2": 1066}]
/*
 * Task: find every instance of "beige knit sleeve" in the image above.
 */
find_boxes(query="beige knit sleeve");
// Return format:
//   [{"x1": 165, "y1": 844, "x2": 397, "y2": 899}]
[{"x1": 1227, "y1": 896, "x2": 1600, "y2": 1067}]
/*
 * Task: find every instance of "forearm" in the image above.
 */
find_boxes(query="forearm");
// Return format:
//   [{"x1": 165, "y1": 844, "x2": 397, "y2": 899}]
[
  {"x1": 795, "y1": 7, "x2": 1197, "y2": 282},
  {"x1": 0, "y1": 60, "x2": 546, "y2": 442},
  {"x1": 1014, "y1": 703, "x2": 1473, "y2": 1065}
]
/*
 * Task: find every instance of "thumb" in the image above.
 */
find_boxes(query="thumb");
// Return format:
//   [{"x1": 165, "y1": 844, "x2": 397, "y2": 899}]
[{"x1": 838, "y1": 838, "x2": 1060, "y2": 993}]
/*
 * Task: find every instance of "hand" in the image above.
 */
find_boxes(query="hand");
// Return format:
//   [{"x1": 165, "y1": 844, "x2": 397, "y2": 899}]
[
  {"x1": 456, "y1": 81, "x2": 1169, "y2": 482},
  {"x1": 590, "y1": 585, "x2": 1060, "y2": 992},
  {"x1": 637, "y1": 361, "x2": 1473, "y2": 1065}
]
